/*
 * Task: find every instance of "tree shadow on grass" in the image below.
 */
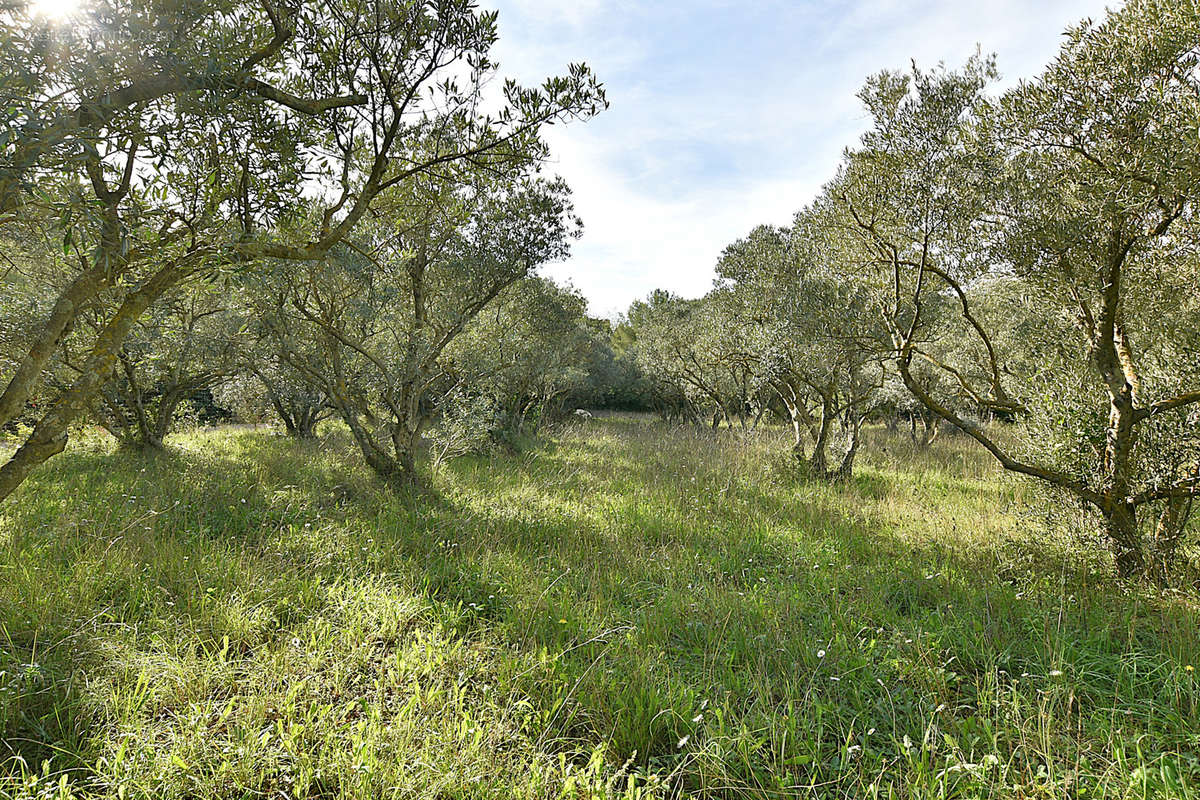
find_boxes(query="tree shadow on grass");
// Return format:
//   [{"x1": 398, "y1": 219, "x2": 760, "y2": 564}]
[
  {"x1": 2, "y1": 423, "x2": 1198, "y2": 794},
  {"x1": 418, "y1": 423, "x2": 1200, "y2": 783}
]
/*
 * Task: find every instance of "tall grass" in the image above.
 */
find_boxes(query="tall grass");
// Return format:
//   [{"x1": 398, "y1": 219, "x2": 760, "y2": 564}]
[{"x1": 1, "y1": 419, "x2": 1197, "y2": 798}]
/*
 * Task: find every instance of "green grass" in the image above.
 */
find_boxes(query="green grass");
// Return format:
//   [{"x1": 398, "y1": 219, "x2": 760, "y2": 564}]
[{"x1": 1, "y1": 418, "x2": 1198, "y2": 798}]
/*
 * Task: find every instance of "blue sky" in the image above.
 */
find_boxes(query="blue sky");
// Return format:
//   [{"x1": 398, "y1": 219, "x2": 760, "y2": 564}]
[{"x1": 488, "y1": 0, "x2": 1111, "y2": 317}]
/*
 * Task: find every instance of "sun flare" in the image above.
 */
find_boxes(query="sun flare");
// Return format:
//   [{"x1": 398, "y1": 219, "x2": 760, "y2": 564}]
[{"x1": 28, "y1": 0, "x2": 82, "y2": 20}]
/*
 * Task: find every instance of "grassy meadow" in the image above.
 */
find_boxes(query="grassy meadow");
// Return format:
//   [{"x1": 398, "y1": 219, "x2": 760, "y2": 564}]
[{"x1": 1, "y1": 417, "x2": 1198, "y2": 799}]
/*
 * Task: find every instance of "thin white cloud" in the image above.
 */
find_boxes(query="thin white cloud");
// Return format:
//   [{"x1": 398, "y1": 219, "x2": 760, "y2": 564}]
[{"x1": 489, "y1": 0, "x2": 1113, "y2": 317}]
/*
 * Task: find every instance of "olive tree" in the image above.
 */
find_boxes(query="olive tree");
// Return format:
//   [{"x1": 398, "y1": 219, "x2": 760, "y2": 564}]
[
  {"x1": 716, "y1": 223, "x2": 885, "y2": 480},
  {"x1": 268, "y1": 172, "x2": 581, "y2": 490},
  {"x1": 89, "y1": 281, "x2": 246, "y2": 449},
  {"x1": 213, "y1": 281, "x2": 337, "y2": 437},
  {"x1": 627, "y1": 290, "x2": 756, "y2": 429},
  {"x1": 247, "y1": 360, "x2": 334, "y2": 440},
  {"x1": 443, "y1": 276, "x2": 594, "y2": 442},
  {"x1": 833, "y1": 0, "x2": 1200, "y2": 577},
  {"x1": 0, "y1": 0, "x2": 604, "y2": 501},
  {"x1": 561, "y1": 318, "x2": 653, "y2": 414}
]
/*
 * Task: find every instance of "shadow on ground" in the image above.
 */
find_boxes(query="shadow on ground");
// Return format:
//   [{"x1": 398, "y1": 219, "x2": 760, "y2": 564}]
[{"x1": 1, "y1": 421, "x2": 1197, "y2": 796}]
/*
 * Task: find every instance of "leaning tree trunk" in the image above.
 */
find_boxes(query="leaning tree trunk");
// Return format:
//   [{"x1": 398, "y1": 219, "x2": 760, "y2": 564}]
[
  {"x1": 0, "y1": 264, "x2": 112, "y2": 430},
  {"x1": 0, "y1": 262, "x2": 187, "y2": 503},
  {"x1": 280, "y1": 414, "x2": 299, "y2": 438},
  {"x1": 342, "y1": 411, "x2": 401, "y2": 482},
  {"x1": 334, "y1": 396, "x2": 425, "y2": 493},
  {"x1": 268, "y1": 395, "x2": 300, "y2": 438}
]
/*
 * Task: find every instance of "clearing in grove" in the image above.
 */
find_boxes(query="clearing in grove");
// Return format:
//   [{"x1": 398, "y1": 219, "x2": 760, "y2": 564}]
[{"x1": 1, "y1": 417, "x2": 1197, "y2": 798}]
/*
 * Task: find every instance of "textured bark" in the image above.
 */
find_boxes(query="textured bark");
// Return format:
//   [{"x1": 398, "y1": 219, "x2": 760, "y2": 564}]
[
  {"x1": 831, "y1": 420, "x2": 862, "y2": 483},
  {"x1": 1104, "y1": 503, "x2": 1143, "y2": 579},
  {"x1": 0, "y1": 266, "x2": 110, "y2": 429},
  {"x1": 333, "y1": 394, "x2": 425, "y2": 493}
]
